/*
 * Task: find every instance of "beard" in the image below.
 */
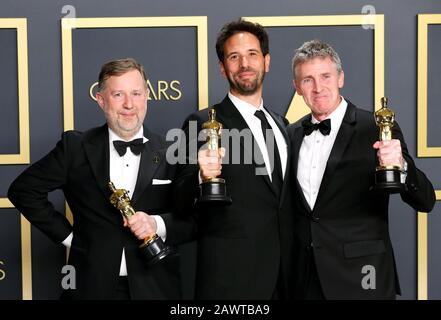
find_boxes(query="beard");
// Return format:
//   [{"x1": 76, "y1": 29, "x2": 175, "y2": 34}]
[{"x1": 227, "y1": 67, "x2": 265, "y2": 96}]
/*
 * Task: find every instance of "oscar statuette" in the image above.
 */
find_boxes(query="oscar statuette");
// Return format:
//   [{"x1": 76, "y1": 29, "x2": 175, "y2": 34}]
[
  {"x1": 108, "y1": 182, "x2": 174, "y2": 265},
  {"x1": 196, "y1": 109, "x2": 232, "y2": 206},
  {"x1": 372, "y1": 97, "x2": 406, "y2": 193}
]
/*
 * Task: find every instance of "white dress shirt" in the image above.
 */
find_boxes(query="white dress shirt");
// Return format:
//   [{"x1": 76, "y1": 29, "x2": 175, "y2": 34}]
[
  {"x1": 228, "y1": 92, "x2": 288, "y2": 180},
  {"x1": 297, "y1": 98, "x2": 348, "y2": 210},
  {"x1": 62, "y1": 126, "x2": 167, "y2": 276}
]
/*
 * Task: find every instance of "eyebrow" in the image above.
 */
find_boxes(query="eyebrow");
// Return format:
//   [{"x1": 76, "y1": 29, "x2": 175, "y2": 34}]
[{"x1": 226, "y1": 48, "x2": 261, "y2": 57}]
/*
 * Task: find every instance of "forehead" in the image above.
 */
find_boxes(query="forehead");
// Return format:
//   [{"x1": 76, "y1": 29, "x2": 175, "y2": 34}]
[
  {"x1": 224, "y1": 32, "x2": 261, "y2": 53},
  {"x1": 104, "y1": 69, "x2": 145, "y2": 89},
  {"x1": 296, "y1": 56, "x2": 338, "y2": 75}
]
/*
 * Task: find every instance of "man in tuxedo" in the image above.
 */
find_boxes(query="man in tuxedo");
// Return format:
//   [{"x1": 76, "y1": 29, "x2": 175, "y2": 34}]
[
  {"x1": 288, "y1": 39, "x2": 436, "y2": 299},
  {"x1": 8, "y1": 58, "x2": 191, "y2": 299},
  {"x1": 174, "y1": 19, "x2": 294, "y2": 299}
]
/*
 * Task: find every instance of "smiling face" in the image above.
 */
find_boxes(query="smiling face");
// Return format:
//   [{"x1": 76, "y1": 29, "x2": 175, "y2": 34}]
[
  {"x1": 294, "y1": 56, "x2": 344, "y2": 121},
  {"x1": 96, "y1": 69, "x2": 148, "y2": 140},
  {"x1": 219, "y1": 31, "x2": 270, "y2": 99}
]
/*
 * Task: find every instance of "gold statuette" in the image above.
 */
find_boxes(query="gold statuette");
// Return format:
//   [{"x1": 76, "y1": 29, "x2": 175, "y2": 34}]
[
  {"x1": 372, "y1": 97, "x2": 405, "y2": 193},
  {"x1": 196, "y1": 109, "x2": 232, "y2": 206},
  {"x1": 108, "y1": 182, "x2": 174, "y2": 265}
]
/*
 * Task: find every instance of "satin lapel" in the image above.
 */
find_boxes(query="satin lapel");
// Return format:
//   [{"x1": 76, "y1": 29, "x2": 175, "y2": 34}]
[
  {"x1": 268, "y1": 110, "x2": 291, "y2": 203},
  {"x1": 291, "y1": 122, "x2": 312, "y2": 212},
  {"x1": 215, "y1": 96, "x2": 249, "y2": 137},
  {"x1": 82, "y1": 124, "x2": 111, "y2": 199},
  {"x1": 215, "y1": 96, "x2": 276, "y2": 196},
  {"x1": 131, "y1": 129, "x2": 162, "y2": 205},
  {"x1": 315, "y1": 104, "x2": 357, "y2": 208}
]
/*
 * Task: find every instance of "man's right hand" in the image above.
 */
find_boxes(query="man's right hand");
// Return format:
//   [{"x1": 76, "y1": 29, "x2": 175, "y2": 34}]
[
  {"x1": 123, "y1": 211, "x2": 157, "y2": 240},
  {"x1": 198, "y1": 147, "x2": 225, "y2": 180}
]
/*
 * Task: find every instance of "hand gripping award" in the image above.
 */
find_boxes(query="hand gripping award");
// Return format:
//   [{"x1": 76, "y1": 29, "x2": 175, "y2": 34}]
[
  {"x1": 372, "y1": 97, "x2": 406, "y2": 193},
  {"x1": 108, "y1": 182, "x2": 174, "y2": 265},
  {"x1": 196, "y1": 109, "x2": 232, "y2": 206}
]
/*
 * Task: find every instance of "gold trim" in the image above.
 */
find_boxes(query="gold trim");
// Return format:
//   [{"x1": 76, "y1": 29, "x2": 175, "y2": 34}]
[
  {"x1": 0, "y1": 198, "x2": 13, "y2": 208},
  {"x1": 417, "y1": 14, "x2": 441, "y2": 157},
  {"x1": 65, "y1": 202, "x2": 74, "y2": 226},
  {"x1": 419, "y1": 190, "x2": 441, "y2": 300},
  {"x1": 0, "y1": 199, "x2": 32, "y2": 299},
  {"x1": 0, "y1": 18, "x2": 30, "y2": 164},
  {"x1": 20, "y1": 214, "x2": 32, "y2": 300},
  {"x1": 374, "y1": 15, "x2": 385, "y2": 112},
  {"x1": 61, "y1": 16, "x2": 208, "y2": 130},
  {"x1": 0, "y1": 18, "x2": 31, "y2": 300},
  {"x1": 243, "y1": 15, "x2": 384, "y2": 122},
  {"x1": 417, "y1": 211, "x2": 428, "y2": 300}
]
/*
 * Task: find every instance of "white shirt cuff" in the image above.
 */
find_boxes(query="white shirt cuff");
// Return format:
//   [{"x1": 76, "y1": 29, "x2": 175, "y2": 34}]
[
  {"x1": 401, "y1": 160, "x2": 408, "y2": 184},
  {"x1": 153, "y1": 215, "x2": 167, "y2": 242},
  {"x1": 62, "y1": 232, "x2": 73, "y2": 248}
]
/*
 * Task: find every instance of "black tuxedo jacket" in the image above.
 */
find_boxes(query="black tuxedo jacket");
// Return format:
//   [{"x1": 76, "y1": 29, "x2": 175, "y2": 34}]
[
  {"x1": 288, "y1": 101, "x2": 435, "y2": 299},
  {"x1": 174, "y1": 96, "x2": 295, "y2": 299},
  {"x1": 8, "y1": 124, "x2": 193, "y2": 299}
]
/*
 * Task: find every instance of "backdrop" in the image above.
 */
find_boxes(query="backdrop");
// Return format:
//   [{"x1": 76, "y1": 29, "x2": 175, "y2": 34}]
[{"x1": 0, "y1": 0, "x2": 440, "y2": 300}]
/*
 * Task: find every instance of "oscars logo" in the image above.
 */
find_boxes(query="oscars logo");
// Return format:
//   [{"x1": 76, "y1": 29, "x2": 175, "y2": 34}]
[{"x1": 89, "y1": 80, "x2": 182, "y2": 101}]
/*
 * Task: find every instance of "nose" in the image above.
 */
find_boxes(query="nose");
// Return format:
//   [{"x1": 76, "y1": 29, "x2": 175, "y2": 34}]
[
  {"x1": 123, "y1": 94, "x2": 133, "y2": 109},
  {"x1": 313, "y1": 79, "x2": 323, "y2": 93},
  {"x1": 239, "y1": 55, "x2": 249, "y2": 68}
]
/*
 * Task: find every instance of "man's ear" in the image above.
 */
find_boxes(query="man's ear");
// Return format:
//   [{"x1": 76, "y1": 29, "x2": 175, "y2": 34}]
[
  {"x1": 96, "y1": 92, "x2": 105, "y2": 110},
  {"x1": 264, "y1": 53, "x2": 270, "y2": 73},
  {"x1": 293, "y1": 79, "x2": 303, "y2": 96},
  {"x1": 338, "y1": 70, "x2": 345, "y2": 89},
  {"x1": 219, "y1": 61, "x2": 227, "y2": 79}
]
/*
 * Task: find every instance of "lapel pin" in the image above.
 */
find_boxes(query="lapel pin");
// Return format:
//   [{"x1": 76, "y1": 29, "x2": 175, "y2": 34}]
[{"x1": 153, "y1": 155, "x2": 160, "y2": 164}]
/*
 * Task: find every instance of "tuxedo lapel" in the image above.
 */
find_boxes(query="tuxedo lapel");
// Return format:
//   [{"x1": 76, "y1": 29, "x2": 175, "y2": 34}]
[
  {"x1": 291, "y1": 121, "x2": 312, "y2": 212},
  {"x1": 131, "y1": 128, "x2": 162, "y2": 205},
  {"x1": 215, "y1": 96, "x2": 276, "y2": 196},
  {"x1": 83, "y1": 125, "x2": 111, "y2": 199},
  {"x1": 215, "y1": 96, "x2": 249, "y2": 132},
  {"x1": 268, "y1": 109, "x2": 291, "y2": 203},
  {"x1": 315, "y1": 103, "x2": 357, "y2": 208}
]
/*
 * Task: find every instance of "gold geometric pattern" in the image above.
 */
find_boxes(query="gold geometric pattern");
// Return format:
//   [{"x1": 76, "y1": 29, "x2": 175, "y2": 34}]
[
  {"x1": 0, "y1": 18, "x2": 31, "y2": 300},
  {"x1": 417, "y1": 14, "x2": 441, "y2": 157},
  {"x1": 0, "y1": 18, "x2": 30, "y2": 164}
]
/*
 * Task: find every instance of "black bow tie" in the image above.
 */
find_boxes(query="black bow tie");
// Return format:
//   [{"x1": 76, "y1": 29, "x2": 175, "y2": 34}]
[
  {"x1": 113, "y1": 138, "x2": 144, "y2": 156},
  {"x1": 302, "y1": 118, "x2": 331, "y2": 136}
]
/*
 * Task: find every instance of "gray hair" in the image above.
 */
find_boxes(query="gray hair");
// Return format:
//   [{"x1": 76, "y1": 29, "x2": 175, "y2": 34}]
[{"x1": 291, "y1": 39, "x2": 342, "y2": 80}]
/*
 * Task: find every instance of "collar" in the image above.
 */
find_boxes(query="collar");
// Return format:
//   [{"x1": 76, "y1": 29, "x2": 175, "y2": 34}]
[
  {"x1": 108, "y1": 127, "x2": 148, "y2": 143},
  {"x1": 228, "y1": 91, "x2": 265, "y2": 115}
]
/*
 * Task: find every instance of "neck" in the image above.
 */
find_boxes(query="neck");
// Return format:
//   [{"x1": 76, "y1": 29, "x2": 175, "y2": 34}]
[
  {"x1": 313, "y1": 114, "x2": 329, "y2": 122},
  {"x1": 313, "y1": 97, "x2": 342, "y2": 122},
  {"x1": 230, "y1": 89, "x2": 263, "y2": 108},
  {"x1": 119, "y1": 133, "x2": 136, "y2": 141},
  {"x1": 109, "y1": 126, "x2": 141, "y2": 141}
]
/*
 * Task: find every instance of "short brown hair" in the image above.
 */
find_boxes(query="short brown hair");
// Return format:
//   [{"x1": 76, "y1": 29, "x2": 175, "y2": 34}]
[
  {"x1": 97, "y1": 58, "x2": 147, "y2": 92},
  {"x1": 215, "y1": 19, "x2": 269, "y2": 62}
]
